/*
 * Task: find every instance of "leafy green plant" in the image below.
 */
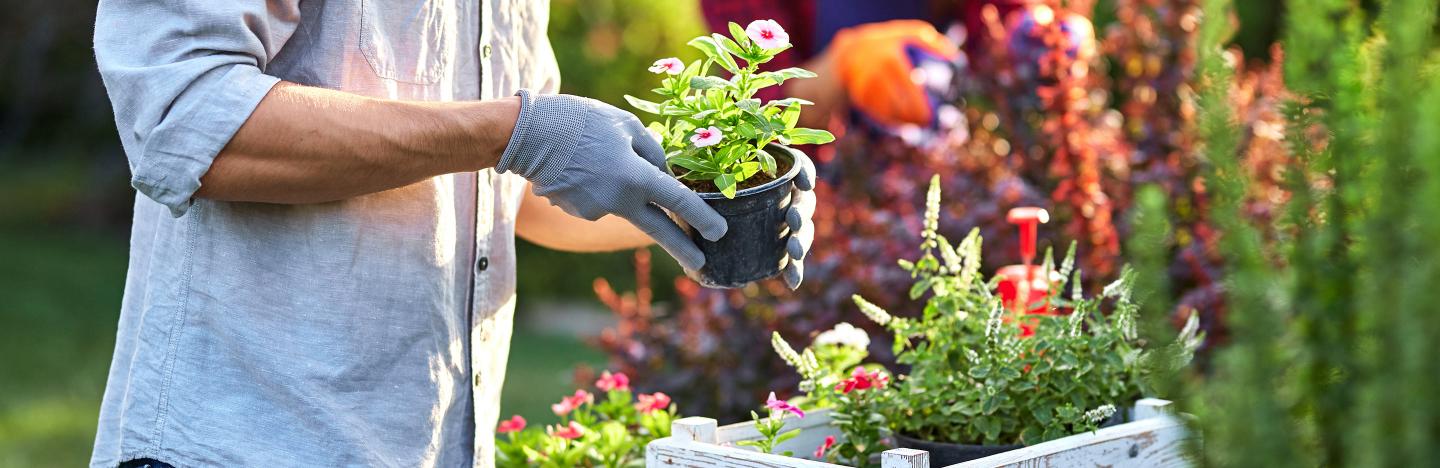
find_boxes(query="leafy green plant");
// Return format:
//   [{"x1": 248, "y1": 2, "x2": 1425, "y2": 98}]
[
  {"x1": 851, "y1": 175, "x2": 1200, "y2": 446},
  {"x1": 625, "y1": 20, "x2": 835, "y2": 198},
  {"x1": 495, "y1": 371, "x2": 676, "y2": 468}
]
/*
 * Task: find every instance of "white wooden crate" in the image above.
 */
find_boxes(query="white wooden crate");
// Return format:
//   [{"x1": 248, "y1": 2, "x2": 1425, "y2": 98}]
[{"x1": 646, "y1": 399, "x2": 1188, "y2": 468}]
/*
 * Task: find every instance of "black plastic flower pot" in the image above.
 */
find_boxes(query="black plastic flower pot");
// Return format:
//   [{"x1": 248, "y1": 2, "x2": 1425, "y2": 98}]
[
  {"x1": 892, "y1": 433, "x2": 1023, "y2": 466},
  {"x1": 674, "y1": 144, "x2": 807, "y2": 289}
]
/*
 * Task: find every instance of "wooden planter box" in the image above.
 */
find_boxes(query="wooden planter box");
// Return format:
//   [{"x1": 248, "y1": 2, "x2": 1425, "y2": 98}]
[{"x1": 646, "y1": 398, "x2": 1188, "y2": 468}]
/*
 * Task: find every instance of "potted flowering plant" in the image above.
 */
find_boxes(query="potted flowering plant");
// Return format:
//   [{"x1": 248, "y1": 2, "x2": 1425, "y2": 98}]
[
  {"x1": 496, "y1": 371, "x2": 677, "y2": 467},
  {"x1": 627, "y1": 19, "x2": 835, "y2": 287}
]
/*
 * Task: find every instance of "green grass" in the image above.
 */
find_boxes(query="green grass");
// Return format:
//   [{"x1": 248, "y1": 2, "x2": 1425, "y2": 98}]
[{"x1": 0, "y1": 225, "x2": 606, "y2": 466}]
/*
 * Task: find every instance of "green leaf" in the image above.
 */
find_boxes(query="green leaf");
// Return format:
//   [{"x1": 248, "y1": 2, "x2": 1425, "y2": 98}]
[
  {"x1": 775, "y1": 429, "x2": 801, "y2": 444},
  {"x1": 735, "y1": 99, "x2": 762, "y2": 113},
  {"x1": 737, "y1": 122, "x2": 760, "y2": 139},
  {"x1": 728, "y1": 22, "x2": 749, "y2": 48},
  {"x1": 785, "y1": 128, "x2": 836, "y2": 145},
  {"x1": 714, "y1": 173, "x2": 738, "y2": 198},
  {"x1": 759, "y1": 67, "x2": 818, "y2": 85},
  {"x1": 756, "y1": 150, "x2": 777, "y2": 175},
  {"x1": 689, "y1": 76, "x2": 731, "y2": 90},
  {"x1": 624, "y1": 95, "x2": 662, "y2": 114},
  {"x1": 668, "y1": 155, "x2": 719, "y2": 174},
  {"x1": 687, "y1": 36, "x2": 739, "y2": 73},
  {"x1": 713, "y1": 33, "x2": 748, "y2": 62},
  {"x1": 768, "y1": 97, "x2": 815, "y2": 107},
  {"x1": 737, "y1": 162, "x2": 761, "y2": 179}
]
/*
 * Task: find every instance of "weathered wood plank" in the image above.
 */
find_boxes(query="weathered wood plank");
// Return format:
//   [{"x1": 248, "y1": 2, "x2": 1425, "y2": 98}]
[
  {"x1": 648, "y1": 435, "x2": 850, "y2": 468},
  {"x1": 943, "y1": 415, "x2": 1190, "y2": 468},
  {"x1": 882, "y1": 448, "x2": 930, "y2": 468}
]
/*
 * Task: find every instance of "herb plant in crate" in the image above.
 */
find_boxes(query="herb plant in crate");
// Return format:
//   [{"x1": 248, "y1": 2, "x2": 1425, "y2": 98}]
[
  {"x1": 627, "y1": 20, "x2": 834, "y2": 288},
  {"x1": 773, "y1": 176, "x2": 1203, "y2": 467}
]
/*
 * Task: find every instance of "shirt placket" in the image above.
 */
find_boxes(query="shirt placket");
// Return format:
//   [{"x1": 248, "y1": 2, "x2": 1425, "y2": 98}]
[{"x1": 471, "y1": 0, "x2": 494, "y2": 465}]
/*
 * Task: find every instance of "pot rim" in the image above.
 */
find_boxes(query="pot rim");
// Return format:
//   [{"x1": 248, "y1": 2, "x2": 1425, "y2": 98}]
[{"x1": 681, "y1": 143, "x2": 804, "y2": 200}]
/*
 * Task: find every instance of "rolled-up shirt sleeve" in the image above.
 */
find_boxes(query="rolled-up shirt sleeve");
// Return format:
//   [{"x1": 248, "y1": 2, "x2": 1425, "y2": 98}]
[{"x1": 95, "y1": 0, "x2": 300, "y2": 216}]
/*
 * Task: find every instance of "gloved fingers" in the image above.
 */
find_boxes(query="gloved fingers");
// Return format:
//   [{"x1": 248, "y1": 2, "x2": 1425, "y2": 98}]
[
  {"x1": 782, "y1": 258, "x2": 805, "y2": 290},
  {"x1": 650, "y1": 176, "x2": 728, "y2": 241},
  {"x1": 786, "y1": 211, "x2": 814, "y2": 262},
  {"x1": 793, "y1": 151, "x2": 817, "y2": 191},
  {"x1": 786, "y1": 188, "x2": 817, "y2": 231},
  {"x1": 627, "y1": 117, "x2": 670, "y2": 170},
  {"x1": 619, "y1": 204, "x2": 706, "y2": 271}
]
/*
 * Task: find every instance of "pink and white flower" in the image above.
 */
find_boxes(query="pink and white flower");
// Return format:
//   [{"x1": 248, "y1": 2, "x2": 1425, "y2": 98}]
[
  {"x1": 648, "y1": 57, "x2": 685, "y2": 75},
  {"x1": 691, "y1": 126, "x2": 724, "y2": 147},
  {"x1": 549, "y1": 421, "x2": 586, "y2": 440},
  {"x1": 634, "y1": 392, "x2": 673, "y2": 413},
  {"x1": 745, "y1": 19, "x2": 791, "y2": 50},
  {"x1": 497, "y1": 415, "x2": 527, "y2": 433},
  {"x1": 765, "y1": 391, "x2": 805, "y2": 419},
  {"x1": 550, "y1": 389, "x2": 594, "y2": 416},
  {"x1": 595, "y1": 371, "x2": 631, "y2": 392}
]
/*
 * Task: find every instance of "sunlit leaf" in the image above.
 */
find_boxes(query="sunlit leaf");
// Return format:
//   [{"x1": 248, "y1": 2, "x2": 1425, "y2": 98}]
[
  {"x1": 624, "y1": 95, "x2": 662, "y2": 114},
  {"x1": 784, "y1": 128, "x2": 836, "y2": 145},
  {"x1": 688, "y1": 36, "x2": 740, "y2": 74},
  {"x1": 715, "y1": 173, "x2": 738, "y2": 198}
]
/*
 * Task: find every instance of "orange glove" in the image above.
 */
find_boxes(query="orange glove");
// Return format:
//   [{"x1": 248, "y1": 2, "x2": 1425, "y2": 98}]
[{"x1": 830, "y1": 20, "x2": 961, "y2": 127}]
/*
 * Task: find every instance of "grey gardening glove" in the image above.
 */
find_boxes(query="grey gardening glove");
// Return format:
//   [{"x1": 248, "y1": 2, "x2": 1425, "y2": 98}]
[
  {"x1": 782, "y1": 154, "x2": 816, "y2": 289},
  {"x1": 498, "y1": 89, "x2": 727, "y2": 271}
]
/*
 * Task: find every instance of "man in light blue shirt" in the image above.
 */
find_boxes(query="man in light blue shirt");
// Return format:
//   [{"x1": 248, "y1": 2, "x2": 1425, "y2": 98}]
[{"x1": 90, "y1": 1, "x2": 814, "y2": 466}]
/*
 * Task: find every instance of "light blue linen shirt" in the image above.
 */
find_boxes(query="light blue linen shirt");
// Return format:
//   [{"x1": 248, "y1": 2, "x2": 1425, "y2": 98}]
[{"x1": 90, "y1": 1, "x2": 559, "y2": 466}]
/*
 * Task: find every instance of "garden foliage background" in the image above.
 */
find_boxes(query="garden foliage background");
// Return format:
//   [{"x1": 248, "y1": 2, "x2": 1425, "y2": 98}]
[{"x1": 3, "y1": 0, "x2": 1436, "y2": 467}]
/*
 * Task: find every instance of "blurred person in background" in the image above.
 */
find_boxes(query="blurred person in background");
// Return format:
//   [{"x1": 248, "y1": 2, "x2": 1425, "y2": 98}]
[{"x1": 88, "y1": 1, "x2": 813, "y2": 467}]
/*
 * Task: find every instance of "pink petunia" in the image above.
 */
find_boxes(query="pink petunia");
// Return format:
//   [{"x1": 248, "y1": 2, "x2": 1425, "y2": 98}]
[
  {"x1": 550, "y1": 389, "x2": 594, "y2": 416},
  {"x1": 813, "y1": 435, "x2": 836, "y2": 459},
  {"x1": 691, "y1": 126, "x2": 724, "y2": 148},
  {"x1": 745, "y1": 20, "x2": 791, "y2": 50},
  {"x1": 496, "y1": 415, "x2": 526, "y2": 434},
  {"x1": 634, "y1": 392, "x2": 673, "y2": 413},
  {"x1": 549, "y1": 421, "x2": 586, "y2": 440},
  {"x1": 595, "y1": 371, "x2": 631, "y2": 392},
  {"x1": 765, "y1": 391, "x2": 805, "y2": 419},
  {"x1": 648, "y1": 57, "x2": 685, "y2": 75}
]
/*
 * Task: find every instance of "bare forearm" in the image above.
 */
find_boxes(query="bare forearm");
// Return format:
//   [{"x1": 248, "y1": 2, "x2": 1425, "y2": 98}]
[
  {"x1": 515, "y1": 190, "x2": 655, "y2": 252},
  {"x1": 198, "y1": 82, "x2": 519, "y2": 204}
]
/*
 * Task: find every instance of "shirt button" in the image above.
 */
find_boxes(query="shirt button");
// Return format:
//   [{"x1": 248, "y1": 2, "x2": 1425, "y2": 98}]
[
  {"x1": 474, "y1": 372, "x2": 482, "y2": 387},
  {"x1": 482, "y1": 45, "x2": 492, "y2": 58},
  {"x1": 476, "y1": 256, "x2": 489, "y2": 273}
]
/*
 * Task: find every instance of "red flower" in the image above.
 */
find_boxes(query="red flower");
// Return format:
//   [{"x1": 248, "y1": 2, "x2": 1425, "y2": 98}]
[
  {"x1": 549, "y1": 421, "x2": 586, "y2": 440},
  {"x1": 496, "y1": 415, "x2": 526, "y2": 433},
  {"x1": 635, "y1": 392, "x2": 672, "y2": 413},
  {"x1": 550, "y1": 389, "x2": 594, "y2": 416},
  {"x1": 836, "y1": 367, "x2": 890, "y2": 394},
  {"x1": 595, "y1": 371, "x2": 631, "y2": 392},
  {"x1": 813, "y1": 435, "x2": 836, "y2": 459}
]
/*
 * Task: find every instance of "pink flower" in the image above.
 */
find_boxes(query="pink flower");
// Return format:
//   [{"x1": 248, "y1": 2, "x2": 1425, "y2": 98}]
[
  {"x1": 497, "y1": 415, "x2": 526, "y2": 433},
  {"x1": 595, "y1": 371, "x2": 630, "y2": 392},
  {"x1": 550, "y1": 389, "x2": 594, "y2": 416},
  {"x1": 813, "y1": 435, "x2": 836, "y2": 459},
  {"x1": 836, "y1": 367, "x2": 889, "y2": 394},
  {"x1": 691, "y1": 126, "x2": 724, "y2": 147},
  {"x1": 745, "y1": 19, "x2": 791, "y2": 50},
  {"x1": 549, "y1": 421, "x2": 586, "y2": 440},
  {"x1": 635, "y1": 392, "x2": 673, "y2": 413},
  {"x1": 648, "y1": 57, "x2": 684, "y2": 75},
  {"x1": 765, "y1": 391, "x2": 805, "y2": 419}
]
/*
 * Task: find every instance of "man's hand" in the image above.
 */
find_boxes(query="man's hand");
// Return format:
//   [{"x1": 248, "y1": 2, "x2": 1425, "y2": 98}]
[
  {"x1": 781, "y1": 154, "x2": 817, "y2": 289},
  {"x1": 498, "y1": 90, "x2": 727, "y2": 271}
]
